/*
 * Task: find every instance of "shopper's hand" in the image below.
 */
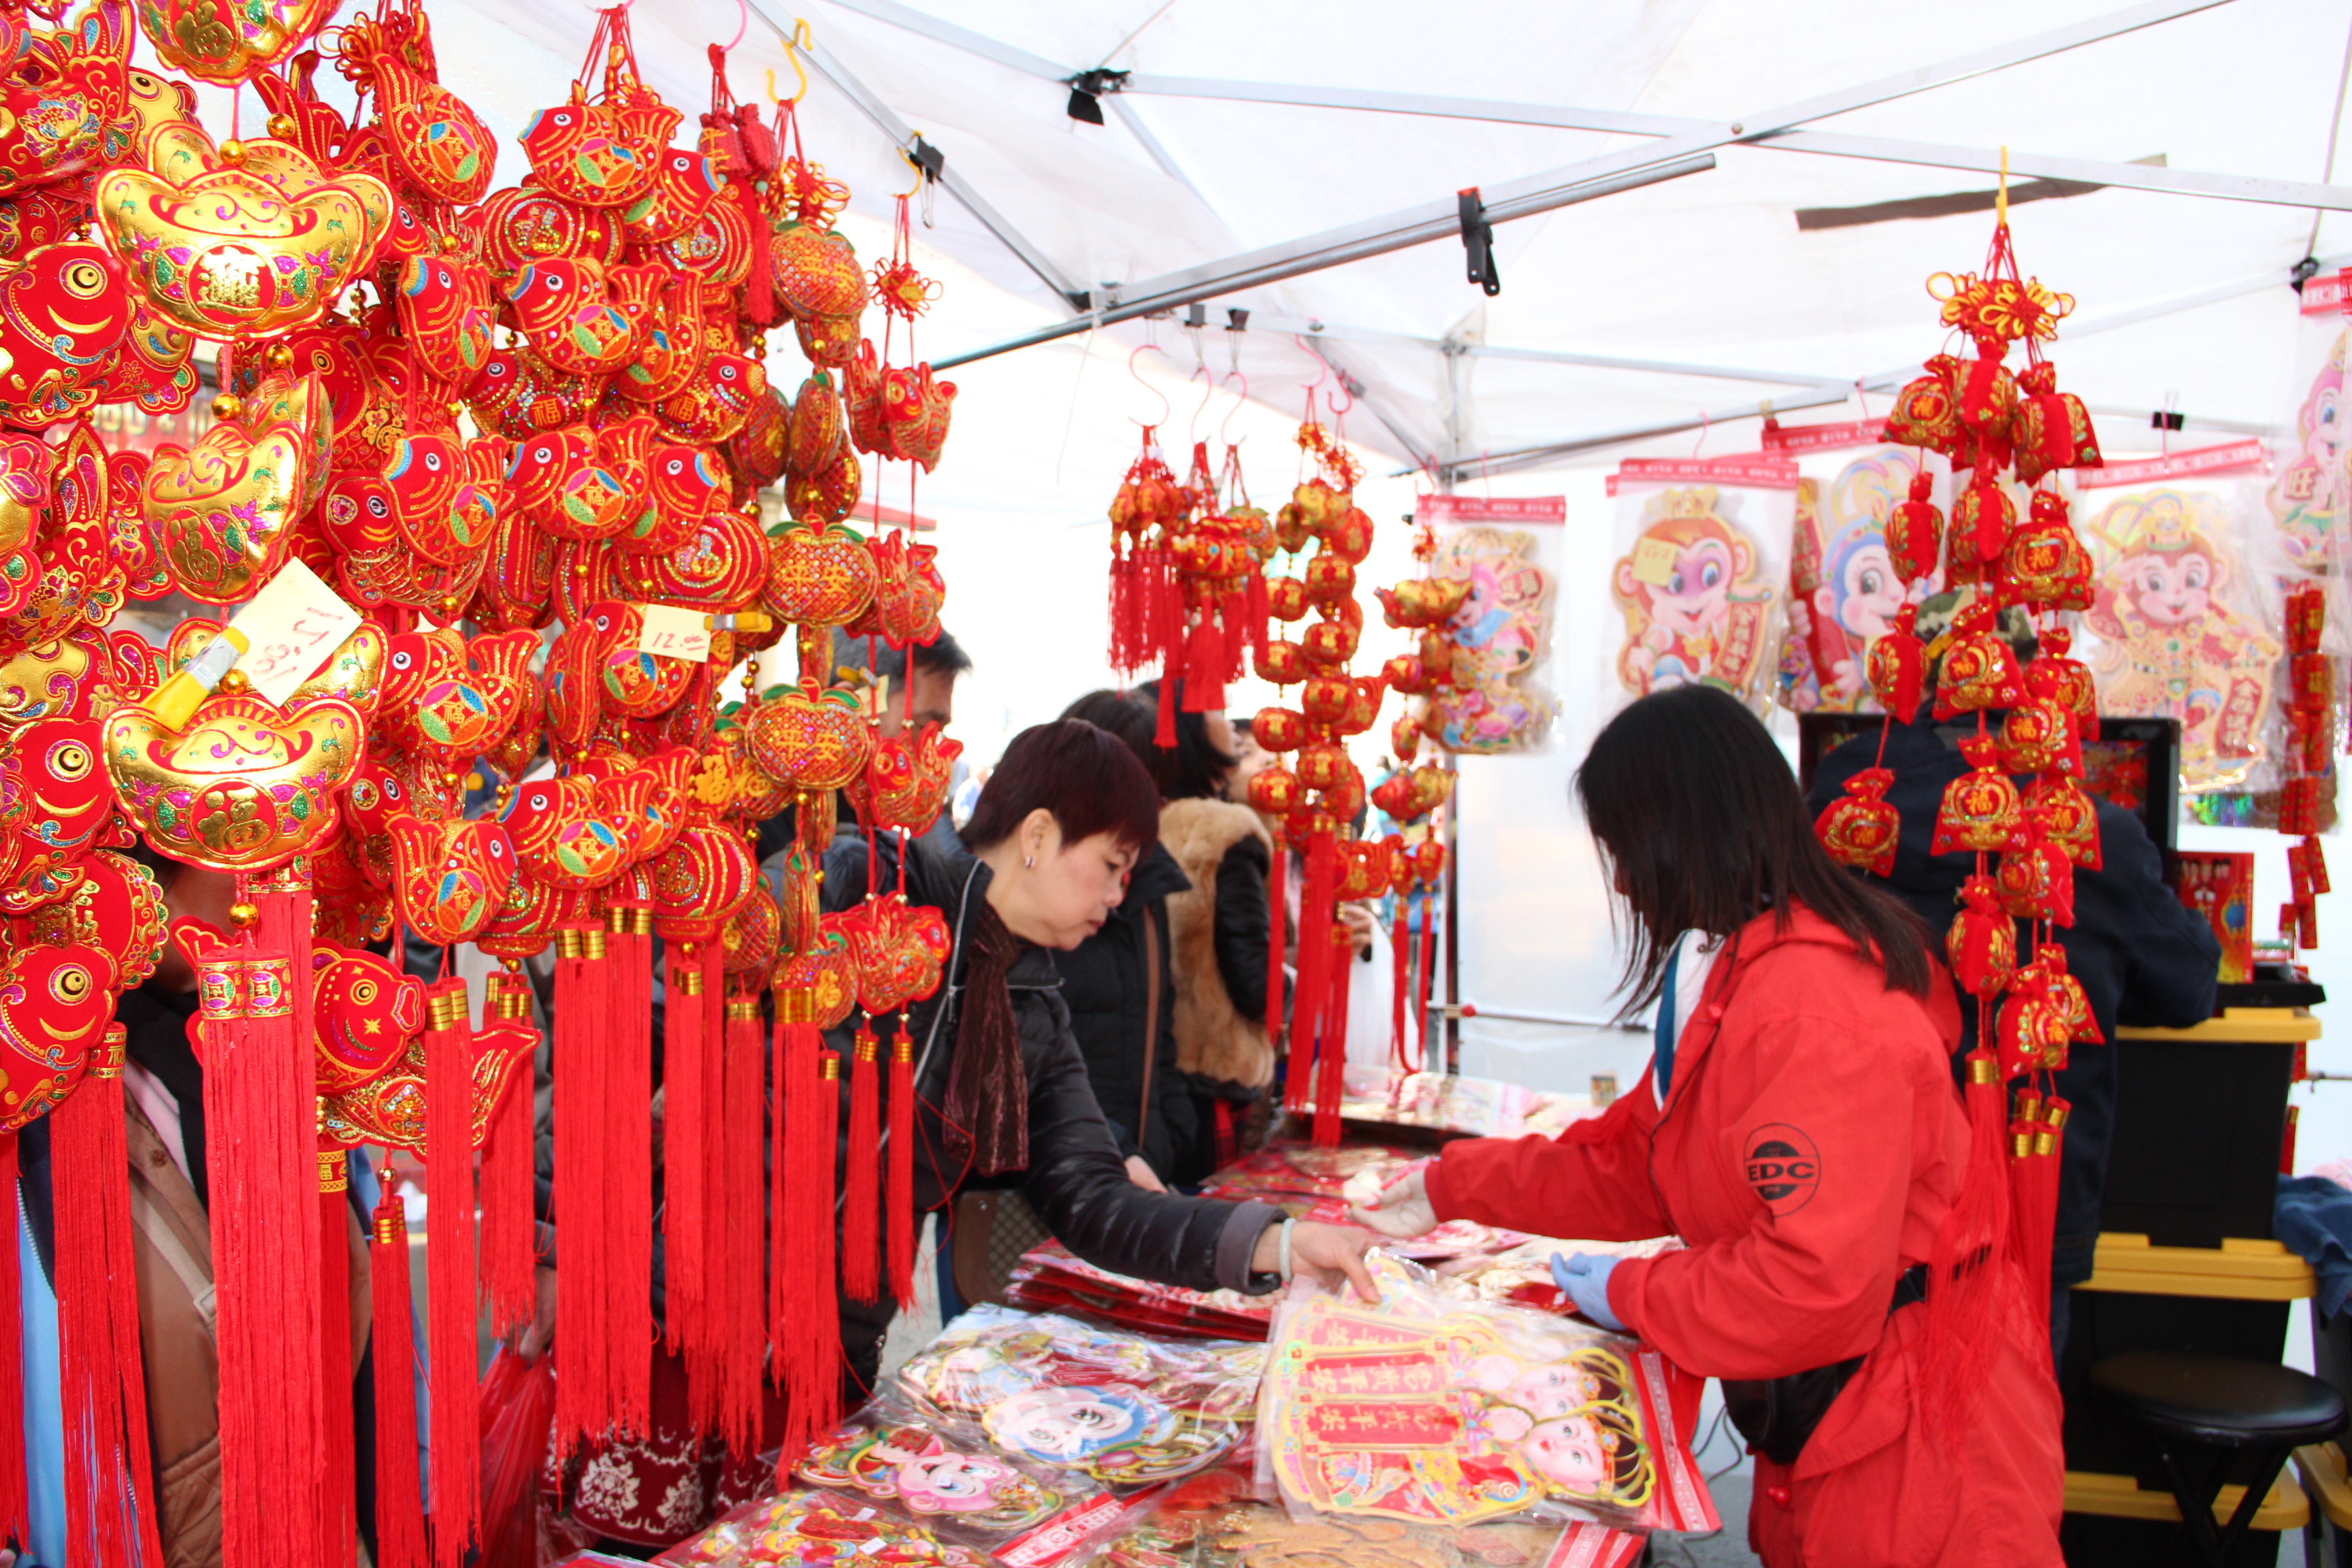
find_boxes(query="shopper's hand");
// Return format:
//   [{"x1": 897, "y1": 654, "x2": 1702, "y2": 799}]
[
  {"x1": 1350, "y1": 1164, "x2": 1438, "y2": 1239},
  {"x1": 1124, "y1": 1155, "x2": 1167, "y2": 1193},
  {"x1": 1550, "y1": 1252, "x2": 1626, "y2": 1331},
  {"x1": 1339, "y1": 902, "x2": 1377, "y2": 959},
  {"x1": 514, "y1": 1265, "x2": 558, "y2": 1362},
  {"x1": 1254, "y1": 1220, "x2": 1381, "y2": 1303}
]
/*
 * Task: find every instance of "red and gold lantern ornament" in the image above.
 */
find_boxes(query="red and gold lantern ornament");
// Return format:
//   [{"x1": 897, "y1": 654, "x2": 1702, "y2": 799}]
[
  {"x1": 1995, "y1": 961, "x2": 2072, "y2": 1081},
  {"x1": 1933, "y1": 599, "x2": 2025, "y2": 720},
  {"x1": 1864, "y1": 604, "x2": 1927, "y2": 721},
  {"x1": 1814, "y1": 766, "x2": 1901, "y2": 877},
  {"x1": 1999, "y1": 489, "x2": 2092, "y2": 611},
  {"x1": 1995, "y1": 816, "x2": 2076, "y2": 928},
  {"x1": 1946, "y1": 874, "x2": 2016, "y2": 998},
  {"x1": 1931, "y1": 736, "x2": 2023, "y2": 858},
  {"x1": 1885, "y1": 472, "x2": 1944, "y2": 585}
]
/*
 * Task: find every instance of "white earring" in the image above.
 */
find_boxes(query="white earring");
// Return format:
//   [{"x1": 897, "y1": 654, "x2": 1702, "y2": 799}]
[{"x1": 1024, "y1": 855, "x2": 1035, "y2": 869}]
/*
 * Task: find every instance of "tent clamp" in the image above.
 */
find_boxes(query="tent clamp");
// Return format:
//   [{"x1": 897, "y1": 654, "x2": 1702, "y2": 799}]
[
  {"x1": 1066, "y1": 67, "x2": 1130, "y2": 125},
  {"x1": 1224, "y1": 308, "x2": 1250, "y2": 333},
  {"x1": 2152, "y1": 409, "x2": 2187, "y2": 431},
  {"x1": 1458, "y1": 188, "x2": 1500, "y2": 296},
  {"x1": 906, "y1": 135, "x2": 945, "y2": 184},
  {"x1": 2292, "y1": 257, "x2": 2325, "y2": 293}
]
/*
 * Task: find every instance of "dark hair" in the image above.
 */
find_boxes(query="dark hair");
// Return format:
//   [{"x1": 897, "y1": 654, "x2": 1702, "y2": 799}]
[
  {"x1": 828, "y1": 625, "x2": 973, "y2": 685},
  {"x1": 1575, "y1": 685, "x2": 1930, "y2": 1013},
  {"x1": 964, "y1": 719, "x2": 1160, "y2": 854},
  {"x1": 1060, "y1": 689, "x2": 1157, "y2": 771},
  {"x1": 1129, "y1": 679, "x2": 1237, "y2": 800}
]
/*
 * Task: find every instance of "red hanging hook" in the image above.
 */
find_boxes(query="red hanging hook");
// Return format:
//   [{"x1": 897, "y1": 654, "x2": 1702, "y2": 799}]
[
  {"x1": 1128, "y1": 342, "x2": 1173, "y2": 430},
  {"x1": 1218, "y1": 368, "x2": 1251, "y2": 448}
]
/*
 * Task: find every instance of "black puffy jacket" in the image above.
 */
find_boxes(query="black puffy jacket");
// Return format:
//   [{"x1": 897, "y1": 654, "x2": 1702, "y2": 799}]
[
  {"x1": 821, "y1": 833, "x2": 1283, "y2": 1380},
  {"x1": 1049, "y1": 841, "x2": 1196, "y2": 1180},
  {"x1": 1809, "y1": 707, "x2": 2220, "y2": 1286}
]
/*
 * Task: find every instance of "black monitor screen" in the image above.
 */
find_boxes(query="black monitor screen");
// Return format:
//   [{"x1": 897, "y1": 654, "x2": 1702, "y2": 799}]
[{"x1": 1796, "y1": 712, "x2": 2178, "y2": 856}]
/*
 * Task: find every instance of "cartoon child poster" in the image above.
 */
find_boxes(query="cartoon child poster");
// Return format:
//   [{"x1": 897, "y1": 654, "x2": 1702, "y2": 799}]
[
  {"x1": 1428, "y1": 524, "x2": 1556, "y2": 754},
  {"x1": 2268, "y1": 326, "x2": 2347, "y2": 572},
  {"x1": 1610, "y1": 484, "x2": 1786, "y2": 710},
  {"x1": 1780, "y1": 451, "x2": 1925, "y2": 715},
  {"x1": 2081, "y1": 486, "x2": 2283, "y2": 793}
]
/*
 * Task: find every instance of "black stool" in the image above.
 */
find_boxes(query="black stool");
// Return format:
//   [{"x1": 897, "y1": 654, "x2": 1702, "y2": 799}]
[{"x1": 2088, "y1": 1350, "x2": 2348, "y2": 1566}]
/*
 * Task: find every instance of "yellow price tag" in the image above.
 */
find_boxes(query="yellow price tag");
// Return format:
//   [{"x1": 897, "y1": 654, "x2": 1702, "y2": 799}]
[
  {"x1": 638, "y1": 604, "x2": 713, "y2": 663},
  {"x1": 1630, "y1": 537, "x2": 1678, "y2": 587},
  {"x1": 233, "y1": 558, "x2": 363, "y2": 707}
]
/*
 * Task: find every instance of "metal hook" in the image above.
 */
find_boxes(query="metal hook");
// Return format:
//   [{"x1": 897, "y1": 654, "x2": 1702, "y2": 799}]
[
  {"x1": 1328, "y1": 372, "x2": 1355, "y2": 418},
  {"x1": 1186, "y1": 362, "x2": 1214, "y2": 444},
  {"x1": 1128, "y1": 343, "x2": 1172, "y2": 429},
  {"x1": 1293, "y1": 334, "x2": 1329, "y2": 392},
  {"x1": 1218, "y1": 369, "x2": 1251, "y2": 447},
  {"x1": 894, "y1": 144, "x2": 926, "y2": 199},
  {"x1": 723, "y1": 0, "x2": 748, "y2": 53},
  {"x1": 767, "y1": 18, "x2": 811, "y2": 105}
]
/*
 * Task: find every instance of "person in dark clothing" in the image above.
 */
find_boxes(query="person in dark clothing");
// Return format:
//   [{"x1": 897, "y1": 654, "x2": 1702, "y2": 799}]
[
  {"x1": 1806, "y1": 602, "x2": 2221, "y2": 1358},
  {"x1": 1051, "y1": 691, "x2": 1196, "y2": 1187},
  {"x1": 821, "y1": 719, "x2": 1377, "y2": 1385}
]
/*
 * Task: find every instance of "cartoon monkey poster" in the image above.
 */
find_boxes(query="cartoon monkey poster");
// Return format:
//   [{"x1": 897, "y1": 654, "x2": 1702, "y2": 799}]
[{"x1": 1610, "y1": 484, "x2": 1786, "y2": 710}]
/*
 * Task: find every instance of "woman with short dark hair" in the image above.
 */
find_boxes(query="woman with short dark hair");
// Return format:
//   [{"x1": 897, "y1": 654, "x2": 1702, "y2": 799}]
[
  {"x1": 826, "y1": 719, "x2": 1375, "y2": 1382},
  {"x1": 1358, "y1": 686, "x2": 2062, "y2": 1567}
]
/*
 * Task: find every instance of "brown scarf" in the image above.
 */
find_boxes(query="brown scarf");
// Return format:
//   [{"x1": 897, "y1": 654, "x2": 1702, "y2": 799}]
[{"x1": 943, "y1": 895, "x2": 1028, "y2": 1177}]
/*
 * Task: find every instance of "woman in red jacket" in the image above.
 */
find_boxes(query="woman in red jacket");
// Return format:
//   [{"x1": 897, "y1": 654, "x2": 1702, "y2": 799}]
[{"x1": 1357, "y1": 686, "x2": 2061, "y2": 1567}]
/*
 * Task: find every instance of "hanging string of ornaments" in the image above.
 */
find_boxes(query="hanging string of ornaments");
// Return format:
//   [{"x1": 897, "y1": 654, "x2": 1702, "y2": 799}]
[
  {"x1": 0, "y1": 1, "x2": 960, "y2": 1564},
  {"x1": 1814, "y1": 183, "x2": 2108, "y2": 1334},
  {"x1": 1107, "y1": 372, "x2": 1455, "y2": 1139}
]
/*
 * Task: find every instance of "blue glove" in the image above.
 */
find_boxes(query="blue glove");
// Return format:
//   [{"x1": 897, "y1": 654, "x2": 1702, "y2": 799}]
[{"x1": 1549, "y1": 1252, "x2": 1627, "y2": 1330}]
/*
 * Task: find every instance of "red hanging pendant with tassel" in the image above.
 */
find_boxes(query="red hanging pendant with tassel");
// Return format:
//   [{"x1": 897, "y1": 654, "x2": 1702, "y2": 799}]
[
  {"x1": 372, "y1": 1190, "x2": 428, "y2": 1568},
  {"x1": 886, "y1": 1031, "x2": 916, "y2": 1303},
  {"x1": 423, "y1": 976, "x2": 479, "y2": 1567},
  {"x1": 840, "y1": 1026, "x2": 883, "y2": 1303},
  {"x1": 0, "y1": 1132, "x2": 25, "y2": 1553},
  {"x1": 717, "y1": 980, "x2": 768, "y2": 1456},
  {"x1": 318, "y1": 1149, "x2": 357, "y2": 1568},
  {"x1": 478, "y1": 968, "x2": 538, "y2": 1341}
]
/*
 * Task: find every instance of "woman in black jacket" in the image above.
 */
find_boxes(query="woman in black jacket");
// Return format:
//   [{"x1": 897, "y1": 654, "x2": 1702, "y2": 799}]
[
  {"x1": 822, "y1": 719, "x2": 1375, "y2": 1382},
  {"x1": 1050, "y1": 691, "x2": 1195, "y2": 1188}
]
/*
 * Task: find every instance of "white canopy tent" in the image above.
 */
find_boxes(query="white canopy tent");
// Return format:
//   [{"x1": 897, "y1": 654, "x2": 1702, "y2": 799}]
[{"x1": 161, "y1": 0, "x2": 2352, "y2": 1107}]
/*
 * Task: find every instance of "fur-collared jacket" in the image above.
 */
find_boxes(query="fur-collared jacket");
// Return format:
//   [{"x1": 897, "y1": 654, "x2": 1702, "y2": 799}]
[{"x1": 1159, "y1": 798, "x2": 1277, "y2": 1091}]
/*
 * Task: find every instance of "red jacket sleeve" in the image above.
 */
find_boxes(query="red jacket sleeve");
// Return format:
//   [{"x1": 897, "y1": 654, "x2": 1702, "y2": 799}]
[
  {"x1": 1422, "y1": 1083, "x2": 1673, "y2": 1242},
  {"x1": 1604, "y1": 1013, "x2": 1918, "y2": 1379}
]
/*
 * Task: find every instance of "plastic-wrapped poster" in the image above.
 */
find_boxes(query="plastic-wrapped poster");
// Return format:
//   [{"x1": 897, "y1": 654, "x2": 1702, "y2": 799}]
[
  {"x1": 895, "y1": 1306, "x2": 1262, "y2": 1493},
  {"x1": 2268, "y1": 274, "x2": 2350, "y2": 573},
  {"x1": 2078, "y1": 484, "x2": 2282, "y2": 794},
  {"x1": 1425, "y1": 523, "x2": 1558, "y2": 755},
  {"x1": 651, "y1": 1488, "x2": 994, "y2": 1568},
  {"x1": 1095, "y1": 1496, "x2": 1639, "y2": 1568},
  {"x1": 1607, "y1": 462, "x2": 1794, "y2": 713},
  {"x1": 1780, "y1": 448, "x2": 1929, "y2": 715},
  {"x1": 1258, "y1": 1266, "x2": 1716, "y2": 1535}
]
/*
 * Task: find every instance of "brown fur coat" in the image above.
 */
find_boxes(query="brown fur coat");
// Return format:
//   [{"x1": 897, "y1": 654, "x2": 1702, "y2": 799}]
[{"x1": 1160, "y1": 797, "x2": 1275, "y2": 1088}]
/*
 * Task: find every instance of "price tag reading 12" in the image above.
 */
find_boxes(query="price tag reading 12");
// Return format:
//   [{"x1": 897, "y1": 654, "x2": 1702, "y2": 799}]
[
  {"x1": 234, "y1": 557, "x2": 365, "y2": 707},
  {"x1": 637, "y1": 604, "x2": 713, "y2": 663}
]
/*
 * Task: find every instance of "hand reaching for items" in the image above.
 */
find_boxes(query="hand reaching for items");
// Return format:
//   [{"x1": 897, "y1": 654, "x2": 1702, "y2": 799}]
[
  {"x1": 1339, "y1": 901, "x2": 1377, "y2": 958},
  {"x1": 1124, "y1": 1154, "x2": 1167, "y2": 1193},
  {"x1": 1349, "y1": 1163, "x2": 1437, "y2": 1239},
  {"x1": 1255, "y1": 1219, "x2": 1382, "y2": 1303},
  {"x1": 1550, "y1": 1251, "x2": 1626, "y2": 1330}
]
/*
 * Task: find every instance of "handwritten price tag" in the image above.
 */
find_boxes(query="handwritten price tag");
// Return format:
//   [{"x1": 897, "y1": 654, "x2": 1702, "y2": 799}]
[
  {"x1": 1629, "y1": 537, "x2": 1678, "y2": 587},
  {"x1": 636, "y1": 603, "x2": 712, "y2": 663},
  {"x1": 233, "y1": 558, "x2": 363, "y2": 707}
]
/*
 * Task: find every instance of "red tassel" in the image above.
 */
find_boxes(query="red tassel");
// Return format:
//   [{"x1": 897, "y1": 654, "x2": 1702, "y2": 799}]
[
  {"x1": 1314, "y1": 926, "x2": 1351, "y2": 1148},
  {"x1": 1266, "y1": 841, "x2": 1288, "y2": 1057},
  {"x1": 1107, "y1": 549, "x2": 1143, "y2": 674},
  {"x1": 886, "y1": 1032, "x2": 916, "y2": 1303},
  {"x1": 1154, "y1": 661, "x2": 1179, "y2": 747},
  {"x1": 744, "y1": 184, "x2": 776, "y2": 328},
  {"x1": 1247, "y1": 572, "x2": 1271, "y2": 664},
  {"x1": 2010, "y1": 1092, "x2": 2065, "y2": 1369},
  {"x1": 478, "y1": 971, "x2": 538, "y2": 1340},
  {"x1": 552, "y1": 926, "x2": 612, "y2": 1455},
  {"x1": 319, "y1": 1156, "x2": 357, "y2": 1568},
  {"x1": 606, "y1": 914, "x2": 655, "y2": 1439},
  {"x1": 1391, "y1": 902, "x2": 1412, "y2": 1071},
  {"x1": 1219, "y1": 591, "x2": 1250, "y2": 685},
  {"x1": 840, "y1": 1028, "x2": 883, "y2": 1303},
  {"x1": 1213, "y1": 1098, "x2": 1237, "y2": 1169},
  {"x1": 774, "y1": 990, "x2": 838, "y2": 1467},
  {"x1": 372, "y1": 1192, "x2": 429, "y2": 1568},
  {"x1": 717, "y1": 983, "x2": 766, "y2": 1456},
  {"x1": 210, "y1": 883, "x2": 325, "y2": 1567},
  {"x1": 1920, "y1": 1041, "x2": 2014, "y2": 1446},
  {"x1": 1182, "y1": 617, "x2": 1228, "y2": 712},
  {"x1": 1286, "y1": 834, "x2": 1337, "y2": 1113},
  {"x1": 424, "y1": 978, "x2": 478, "y2": 1567},
  {"x1": 0, "y1": 1132, "x2": 28, "y2": 1550},
  {"x1": 664, "y1": 946, "x2": 713, "y2": 1369},
  {"x1": 52, "y1": 1028, "x2": 163, "y2": 1567},
  {"x1": 1416, "y1": 887, "x2": 1439, "y2": 1066}
]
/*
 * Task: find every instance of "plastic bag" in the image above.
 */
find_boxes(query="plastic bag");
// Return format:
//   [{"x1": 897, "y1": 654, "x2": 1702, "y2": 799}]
[
  {"x1": 478, "y1": 1345, "x2": 557, "y2": 1568},
  {"x1": 653, "y1": 1487, "x2": 994, "y2": 1567},
  {"x1": 1094, "y1": 1492, "x2": 1643, "y2": 1568},
  {"x1": 1256, "y1": 1262, "x2": 1716, "y2": 1535},
  {"x1": 896, "y1": 1305, "x2": 1263, "y2": 1493},
  {"x1": 794, "y1": 1403, "x2": 1132, "y2": 1567},
  {"x1": 1606, "y1": 459, "x2": 1797, "y2": 716}
]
